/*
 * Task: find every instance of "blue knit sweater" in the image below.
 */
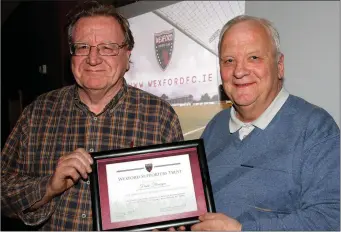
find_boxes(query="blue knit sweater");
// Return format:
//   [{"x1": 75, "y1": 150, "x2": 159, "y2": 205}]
[{"x1": 201, "y1": 95, "x2": 340, "y2": 230}]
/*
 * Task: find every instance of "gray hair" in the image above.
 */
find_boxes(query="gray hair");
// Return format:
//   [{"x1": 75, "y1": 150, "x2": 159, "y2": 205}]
[
  {"x1": 66, "y1": 0, "x2": 134, "y2": 51},
  {"x1": 218, "y1": 15, "x2": 281, "y2": 61}
]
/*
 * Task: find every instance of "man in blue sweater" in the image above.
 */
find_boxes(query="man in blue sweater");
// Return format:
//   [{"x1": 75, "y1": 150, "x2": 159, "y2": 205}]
[{"x1": 193, "y1": 15, "x2": 340, "y2": 230}]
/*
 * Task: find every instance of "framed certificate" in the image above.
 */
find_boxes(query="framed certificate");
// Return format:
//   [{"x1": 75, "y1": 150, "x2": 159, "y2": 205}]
[{"x1": 90, "y1": 139, "x2": 215, "y2": 231}]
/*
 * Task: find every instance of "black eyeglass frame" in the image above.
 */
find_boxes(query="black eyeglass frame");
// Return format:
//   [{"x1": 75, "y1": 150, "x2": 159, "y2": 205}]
[{"x1": 69, "y1": 42, "x2": 127, "y2": 56}]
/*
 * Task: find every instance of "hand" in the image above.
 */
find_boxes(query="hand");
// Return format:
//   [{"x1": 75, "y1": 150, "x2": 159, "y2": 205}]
[
  {"x1": 47, "y1": 148, "x2": 93, "y2": 198},
  {"x1": 152, "y1": 226, "x2": 186, "y2": 231},
  {"x1": 191, "y1": 213, "x2": 242, "y2": 231}
]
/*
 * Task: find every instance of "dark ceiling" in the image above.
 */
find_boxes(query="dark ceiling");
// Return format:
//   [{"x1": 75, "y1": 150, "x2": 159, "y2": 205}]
[{"x1": 1, "y1": 0, "x2": 139, "y2": 25}]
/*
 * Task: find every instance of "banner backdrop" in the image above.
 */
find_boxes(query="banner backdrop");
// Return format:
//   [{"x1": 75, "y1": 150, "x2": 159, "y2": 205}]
[{"x1": 125, "y1": 1, "x2": 245, "y2": 139}]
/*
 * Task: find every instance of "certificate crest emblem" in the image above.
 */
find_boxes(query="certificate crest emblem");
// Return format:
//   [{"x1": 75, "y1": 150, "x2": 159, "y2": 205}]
[
  {"x1": 145, "y1": 163, "x2": 153, "y2": 172},
  {"x1": 154, "y1": 29, "x2": 174, "y2": 71}
]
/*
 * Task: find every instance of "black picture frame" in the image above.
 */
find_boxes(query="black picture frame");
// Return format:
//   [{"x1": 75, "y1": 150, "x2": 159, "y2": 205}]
[{"x1": 90, "y1": 139, "x2": 215, "y2": 231}]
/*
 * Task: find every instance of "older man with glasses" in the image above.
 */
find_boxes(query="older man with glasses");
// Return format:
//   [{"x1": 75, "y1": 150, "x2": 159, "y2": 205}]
[{"x1": 1, "y1": 1, "x2": 183, "y2": 231}]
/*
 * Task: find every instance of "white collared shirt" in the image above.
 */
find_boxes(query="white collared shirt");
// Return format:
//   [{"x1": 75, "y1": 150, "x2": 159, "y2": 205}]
[{"x1": 229, "y1": 88, "x2": 290, "y2": 140}]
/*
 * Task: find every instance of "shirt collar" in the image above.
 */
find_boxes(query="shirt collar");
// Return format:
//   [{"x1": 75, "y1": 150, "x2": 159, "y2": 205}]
[
  {"x1": 229, "y1": 88, "x2": 289, "y2": 133},
  {"x1": 73, "y1": 79, "x2": 128, "y2": 115}
]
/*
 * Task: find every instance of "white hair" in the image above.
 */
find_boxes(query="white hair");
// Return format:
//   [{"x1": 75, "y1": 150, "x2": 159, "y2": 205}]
[{"x1": 218, "y1": 15, "x2": 281, "y2": 61}]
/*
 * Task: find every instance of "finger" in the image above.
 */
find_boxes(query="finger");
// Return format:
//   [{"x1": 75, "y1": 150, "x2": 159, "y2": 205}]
[
  {"x1": 59, "y1": 158, "x2": 89, "y2": 179},
  {"x1": 167, "y1": 227, "x2": 176, "y2": 231},
  {"x1": 76, "y1": 148, "x2": 93, "y2": 164},
  {"x1": 177, "y1": 226, "x2": 186, "y2": 231},
  {"x1": 58, "y1": 166, "x2": 82, "y2": 185},
  {"x1": 199, "y1": 212, "x2": 227, "y2": 221},
  {"x1": 199, "y1": 213, "x2": 216, "y2": 221},
  {"x1": 74, "y1": 153, "x2": 92, "y2": 174},
  {"x1": 73, "y1": 150, "x2": 93, "y2": 173},
  {"x1": 191, "y1": 222, "x2": 205, "y2": 231},
  {"x1": 66, "y1": 168, "x2": 82, "y2": 184},
  {"x1": 191, "y1": 221, "x2": 215, "y2": 231},
  {"x1": 60, "y1": 149, "x2": 92, "y2": 166},
  {"x1": 61, "y1": 151, "x2": 92, "y2": 174}
]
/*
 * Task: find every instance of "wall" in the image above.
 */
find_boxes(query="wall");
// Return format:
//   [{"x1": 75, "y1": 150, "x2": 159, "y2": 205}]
[
  {"x1": 1, "y1": 1, "x2": 65, "y2": 148},
  {"x1": 246, "y1": 1, "x2": 340, "y2": 126}
]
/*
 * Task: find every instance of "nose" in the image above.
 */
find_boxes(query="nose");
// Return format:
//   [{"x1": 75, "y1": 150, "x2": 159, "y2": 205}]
[
  {"x1": 233, "y1": 60, "x2": 250, "y2": 79},
  {"x1": 86, "y1": 46, "x2": 102, "y2": 66}
]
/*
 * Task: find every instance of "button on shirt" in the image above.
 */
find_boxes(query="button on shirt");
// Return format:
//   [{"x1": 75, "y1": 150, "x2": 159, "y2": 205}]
[
  {"x1": 229, "y1": 88, "x2": 289, "y2": 140},
  {"x1": 1, "y1": 81, "x2": 184, "y2": 231}
]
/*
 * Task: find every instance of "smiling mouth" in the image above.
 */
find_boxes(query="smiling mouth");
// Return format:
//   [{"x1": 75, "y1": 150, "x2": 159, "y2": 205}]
[
  {"x1": 86, "y1": 69, "x2": 104, "y2": 72},
  {"x1": 235, "y1": 83, "x2": 254, "y2": 88}
]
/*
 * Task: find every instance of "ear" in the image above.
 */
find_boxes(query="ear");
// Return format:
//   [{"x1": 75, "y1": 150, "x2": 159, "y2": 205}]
[
  {"x1": 277, "y1": 53, "x2": 284, "y2": 79},
  {"x1": 126, "y1": 51, "x2": 131, "y2": 71}
]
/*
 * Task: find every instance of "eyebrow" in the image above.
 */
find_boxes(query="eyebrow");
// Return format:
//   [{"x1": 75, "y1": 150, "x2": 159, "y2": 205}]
[
  {"x1": 220, "y1": 55, "x2": 234, "y2": 59},
  {"x1": 73, "y1": 41, "x2": 116, "y2": 44},
  {"x1": 220, "y1": 50, "x2": 263, "y2": 57},
  {"x1": 247, "y1": 50, "x2": 262, "y2": 55}
]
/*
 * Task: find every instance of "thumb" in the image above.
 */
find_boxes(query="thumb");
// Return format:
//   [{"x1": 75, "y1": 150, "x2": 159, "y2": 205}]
[{"x1": 199, "y1": 213, "x2": 214, "y2": 221}]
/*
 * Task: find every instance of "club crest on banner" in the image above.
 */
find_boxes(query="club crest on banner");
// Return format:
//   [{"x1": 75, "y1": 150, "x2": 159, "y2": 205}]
[
  {"x1": 145, "y1": 163, "x2": 153, "y2": 172},
  {"x1": 154, "y1": 29, "x2": 175, "y2": 71}
]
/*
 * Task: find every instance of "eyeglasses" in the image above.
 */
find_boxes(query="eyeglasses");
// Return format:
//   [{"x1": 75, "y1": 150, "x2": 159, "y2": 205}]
[{"x1": 70, "y1": 42, "x2": 127, "y2": 56}]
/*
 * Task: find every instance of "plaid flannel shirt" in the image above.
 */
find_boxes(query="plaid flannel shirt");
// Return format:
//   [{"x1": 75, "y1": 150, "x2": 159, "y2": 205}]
[{"x1": 1, "y1": 81, "x2": 184, "y2": 230}]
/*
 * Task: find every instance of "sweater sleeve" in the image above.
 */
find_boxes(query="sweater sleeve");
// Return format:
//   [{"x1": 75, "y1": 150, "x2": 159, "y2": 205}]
[
  {"x1": 240, "y1": 123, "x2": 340, "y2": 230},
  {"x1": 1, "y1": 105, "x2": 61, "y2": 226}
]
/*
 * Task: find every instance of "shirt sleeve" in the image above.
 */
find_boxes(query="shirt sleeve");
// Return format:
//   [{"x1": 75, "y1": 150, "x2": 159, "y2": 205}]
[
  {"x1": 240, "y1": 128, "x2": 340, "y2": 230},
  {"x1": 160, "y1": 103, "x2": 184, "y2": 142},
  {"x1": 1, "y1": 105, "x2": 61, "y2": 226}
]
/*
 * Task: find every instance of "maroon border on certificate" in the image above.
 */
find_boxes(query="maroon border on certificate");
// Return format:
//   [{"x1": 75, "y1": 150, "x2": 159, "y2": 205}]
[{"x1": 97, "y1": 147, "x2": 207, "y2": 230}]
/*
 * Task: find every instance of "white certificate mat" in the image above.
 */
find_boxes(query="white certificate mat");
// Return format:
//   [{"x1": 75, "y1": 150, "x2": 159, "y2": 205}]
[{"x1": 105, "y1": 154, "x2": 197, "y2": 223}]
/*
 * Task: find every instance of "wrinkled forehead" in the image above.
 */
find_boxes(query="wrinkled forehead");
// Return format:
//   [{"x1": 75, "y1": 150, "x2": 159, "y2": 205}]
[
  {"x1": 220, "y1": 20, "x2": 275, "y2": 54},
  {"x1": 72, "y1": 16, "x2": 124, "y2": 42}
]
